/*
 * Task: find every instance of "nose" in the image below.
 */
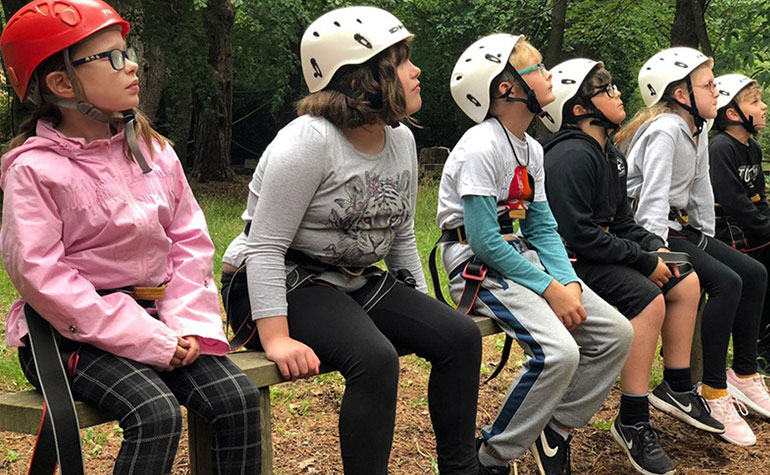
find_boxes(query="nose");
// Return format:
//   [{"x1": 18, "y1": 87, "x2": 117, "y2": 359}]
[
  {"x1": 412, "y1": 61, "x2": 421, "y2": 79},
  {"x1": 124, "y1": 56, "x2": 139, "y2": 74}
]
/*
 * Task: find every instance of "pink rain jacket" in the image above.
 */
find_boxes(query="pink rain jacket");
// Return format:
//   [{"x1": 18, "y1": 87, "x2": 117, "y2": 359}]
[{"x1": 1, "y1": 121, "x2": 229, "y2": 368}]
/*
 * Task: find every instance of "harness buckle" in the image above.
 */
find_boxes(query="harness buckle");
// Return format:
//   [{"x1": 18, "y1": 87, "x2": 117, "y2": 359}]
[
  {"x1": 340, "y1": 266, "x2": 366, "y2": 278},
  {"x1": 461, "y1": 262, "x2": 487, "y2": 281},
  {"x1": 132, "y1": 285, "x2": 166, "y2": 301},
  {"x1": 456, "y1": 227, "x2": 468, "y2": 245}
]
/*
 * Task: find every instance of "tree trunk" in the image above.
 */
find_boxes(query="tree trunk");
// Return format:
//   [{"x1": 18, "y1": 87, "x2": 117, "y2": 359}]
[
  {"x1": 544, "y1": 0, "x2": 568, "y2": 68},
  {"x1": 190, "y1": 0, "x2": 236, "y2": 181},
  {"x1": 1, "y1": 0, "x2": 32, "y2": 135},
  {"x1": 671, "y1": 0, "x2": 712, "y2": 54},
  {"x1": 109, "y1": 0, "x2": 165, "y2": 121}
]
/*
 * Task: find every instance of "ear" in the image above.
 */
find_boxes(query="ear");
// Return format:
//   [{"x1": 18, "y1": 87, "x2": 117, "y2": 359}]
[
  {"x1": 671, "y1": 85, "x2": 689, "y2": 105},
  {"x1": 725, "y1": 106, "x2": 741, "y2": 121},
  {"x1": 45, "y1": 71, "x2": 75, "y2": 100},
  {"x1": 572, "y1": 103, "x2": 588, "y2": 117},
  {"x1": 496, "y1": 78, "x2": 513, "y2": 97}
]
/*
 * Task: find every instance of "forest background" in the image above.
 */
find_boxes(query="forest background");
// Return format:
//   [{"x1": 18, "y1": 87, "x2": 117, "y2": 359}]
[{"x1": 0, "y1": 0, "x2": 769, "y2": 180}]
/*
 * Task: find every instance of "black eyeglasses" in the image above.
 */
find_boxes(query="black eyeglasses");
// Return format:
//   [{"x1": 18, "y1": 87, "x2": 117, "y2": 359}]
[
  {"x1": 72, "y1": 47, "x2": 138, "y2": 71},
  {"x1": 588, "y1": 82, "x2": 619, "y2": 99}
]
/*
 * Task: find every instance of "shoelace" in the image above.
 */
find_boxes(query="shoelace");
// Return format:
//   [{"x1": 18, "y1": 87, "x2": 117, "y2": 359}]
[
  {"x1": 693, "y1": 391, "x2": 712, "y2": 415},
  {"x1": 750, "y1": 374, "x2": 770, "y2": 401},
  {"x1": 638, "y1": 424, "x2": 663, "y2": 455},
  {"x1": 715, "y1": 396, "x2": 749, "y2": 423}
]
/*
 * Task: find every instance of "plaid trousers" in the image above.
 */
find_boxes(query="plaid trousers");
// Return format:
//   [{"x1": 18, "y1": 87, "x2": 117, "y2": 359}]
[{"x1": 20, "y1": 341, "x2": 260, "y2": 475}]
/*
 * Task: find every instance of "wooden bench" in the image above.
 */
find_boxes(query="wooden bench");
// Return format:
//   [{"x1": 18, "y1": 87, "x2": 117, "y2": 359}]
[{"x1": 0, "y1": 316, "x2": 502, "y2": 474}]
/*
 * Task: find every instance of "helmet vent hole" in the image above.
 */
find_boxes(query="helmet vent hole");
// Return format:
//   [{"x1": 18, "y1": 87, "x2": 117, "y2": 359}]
[
  {"x1": 313, "y1": 31, "x2": 319, "y2": 37},
  {"x1": 646, "y1": 67, "x2": 651, "y2": 70},
  {"x1": 479, "y1": 46, "x2": 485, "y2": 49},
  {"x1": 334, "y1": 21, "x2": 340, "y2": 27},
  {"x1": 465, "y1": 58, "x2": 472, "y2": 62},
  {"x1": 356, "y1": 18, "x2": 362, "y2": 23},
  {"x1": 456, "y1": 75, "x2": 462, "y2": 80},
  {"x1": 497, "y1": 53, "x2": 501, "y2": 57}
]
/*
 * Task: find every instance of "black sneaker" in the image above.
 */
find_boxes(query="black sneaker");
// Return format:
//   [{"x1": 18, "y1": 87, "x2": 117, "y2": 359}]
[
  {"x1": 649, "y1": 380, "x2": 725, "y2": 433},
  {"x1": 476, "y1": 438, "x2": 510, "y2": 475},
  {"x1": 530, "y1": 425, "x2": 571, "y2": 475},
  {"x1": 610, "y1": 418, "x2": 675, "y2": 475}
]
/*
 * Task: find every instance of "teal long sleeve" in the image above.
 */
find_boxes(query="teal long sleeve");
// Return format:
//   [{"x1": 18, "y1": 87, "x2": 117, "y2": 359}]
[{"x1": 463, "y1": 195, "x2": 578, "y2": 295}]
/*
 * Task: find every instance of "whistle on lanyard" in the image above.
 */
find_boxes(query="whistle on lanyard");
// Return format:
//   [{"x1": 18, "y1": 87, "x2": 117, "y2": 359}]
[{"x1": 504, "y1": 166, "x2": 533, "y2": 220}]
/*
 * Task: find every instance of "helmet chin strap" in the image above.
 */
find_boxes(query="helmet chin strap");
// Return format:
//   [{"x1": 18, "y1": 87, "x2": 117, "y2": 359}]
[
  {"x1": 573, "y1": 102, "x2": 620, "y2": 134},
  {"x1": 672, "y1": 75, "x2": 706, "y2": 137},
  {"x1": 717, "y1": 99, "x2": 757, "y2": 135},
  {"x1": 41, "y1": 48, "x2": 152, "y2": 174},
  {"x1": 497, "y1": 67, "x2": 544, "y2": 116}
]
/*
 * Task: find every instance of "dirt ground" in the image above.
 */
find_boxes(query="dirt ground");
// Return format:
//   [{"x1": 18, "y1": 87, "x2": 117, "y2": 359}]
[{"x1": 2, "y1": 336, "x2": 769, "y2": 474}]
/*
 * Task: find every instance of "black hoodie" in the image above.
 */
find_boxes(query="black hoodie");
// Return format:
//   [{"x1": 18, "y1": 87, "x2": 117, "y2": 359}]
[
  {"x1": 709, "y1": 132, "x2": 770, "y2": 244},
  {"x1": 542, "y1": 129, "x2": 664, "y2": 275}
]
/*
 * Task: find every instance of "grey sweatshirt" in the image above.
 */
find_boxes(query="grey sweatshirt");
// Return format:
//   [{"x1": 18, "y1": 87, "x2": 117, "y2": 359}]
[
  {"x1": 625, "y1": 113, "x2": 715, "y2": 243},
  {"x1": 222, "y1": 115, "x2": 427, "y2": 319}
]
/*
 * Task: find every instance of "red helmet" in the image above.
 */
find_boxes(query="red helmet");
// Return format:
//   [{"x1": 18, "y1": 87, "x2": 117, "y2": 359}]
[{"x1": 0, "y1": 0, "x2": 130, "y2": 101}]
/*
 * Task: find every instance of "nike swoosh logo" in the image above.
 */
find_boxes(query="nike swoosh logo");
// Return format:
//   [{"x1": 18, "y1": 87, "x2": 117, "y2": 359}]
[
  {"x1": 621, "y1": 429, "x2": 633, "y2": 449},
  {"x1": 671, "y1": 397, "x2": 692, "y2": 413},
  {"x1": 541, "y1": 432, "x2": 559, "y2": 458}
]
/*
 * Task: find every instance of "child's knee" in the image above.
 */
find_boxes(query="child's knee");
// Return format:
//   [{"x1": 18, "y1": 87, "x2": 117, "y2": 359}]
[{"x1": 545, "y1": 339, "x2": 580, "y2": 378}]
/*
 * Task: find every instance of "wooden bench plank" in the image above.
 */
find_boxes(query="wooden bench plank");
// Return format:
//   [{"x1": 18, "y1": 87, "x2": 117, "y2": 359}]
[{"x1": 0, "y1": 316, "x2": 503, "y2": 474}]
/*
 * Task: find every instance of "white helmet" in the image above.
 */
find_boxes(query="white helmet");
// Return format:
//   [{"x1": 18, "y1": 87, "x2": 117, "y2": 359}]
[
  {"x1": 539, "y1": 58, "x2": 601, "y2": 132},
  {"x1": 300, "y1": 6, "x2": 412, "y2": 93},
  {"x1": 450, "y1": 33, "x2": 525, "y2": 123},
  {"x1": 638, "y1": 47, "x2": 712, "y2": 107},
  {"x1": 708, "y1": 73, "x2": 758, "y2": 132}
]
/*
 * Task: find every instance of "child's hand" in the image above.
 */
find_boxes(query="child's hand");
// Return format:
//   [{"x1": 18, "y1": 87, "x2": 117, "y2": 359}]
[
  {"x1": 648, "y1": 257, "x2": 673, "y2": 287},
  {"x1": 153, "y1": 337, "x2": 189, "y2": 372},
  {"x1": 543, "y1": 280, "x2": 587, "y2": 330},
  {"x1": 180, "y1": 335, "x2": 200, "y2": 366},
  {"x1": 263, "y1": 336, "x2": 321, "y2": 381}
]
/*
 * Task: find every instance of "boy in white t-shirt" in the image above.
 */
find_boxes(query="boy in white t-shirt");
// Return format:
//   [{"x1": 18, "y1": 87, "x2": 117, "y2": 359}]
[{"x1": 437, "y1": 34, "x2": 633, "y2": 475}]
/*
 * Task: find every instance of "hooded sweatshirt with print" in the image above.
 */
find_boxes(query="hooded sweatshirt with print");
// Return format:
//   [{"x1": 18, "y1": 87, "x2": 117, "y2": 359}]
[
  {"x1": 0, "y1": 121, "x2": 228, "y2": 368},
  {"x1": 542, "y1": 129, "x2": 664, "y2": 276}
]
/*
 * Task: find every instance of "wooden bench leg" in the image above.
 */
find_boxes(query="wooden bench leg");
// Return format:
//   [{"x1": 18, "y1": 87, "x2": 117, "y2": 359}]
[
  {"x1": 187, "y1": 387, "x2": 272, "y2": 475},
  {"x1": 188, "y1": 410, "x2": 213, "y2": 475},
  {"x1": 690, "y1": 292, "x2": 707, "y2": 386},
  {"x1": 260, "y1": 386, "x2": 273, "y2": 475}
]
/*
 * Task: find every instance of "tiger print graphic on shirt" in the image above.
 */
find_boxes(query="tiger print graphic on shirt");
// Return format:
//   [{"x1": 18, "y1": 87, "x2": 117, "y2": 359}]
[{"x1": 324, "y1": 170, "x2": 411, "y2": 265}]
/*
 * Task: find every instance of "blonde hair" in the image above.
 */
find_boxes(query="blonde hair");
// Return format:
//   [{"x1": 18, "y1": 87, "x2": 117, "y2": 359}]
[
  {"x1": 7, "y1": 47, "x2": 170, "y2": 157},
  {"x1": 713, "y1": 80, "x2": 763, "y2": 132},
  {"x1": 296, "y1": 40, "x2": 415, "y2": 128},
  {"x1": 488, "y1": 38, "x2": 542, "y2": 115},
  {"x1": 736, "y1": 81, "x2": 763, "y2": 104},
  {"x1": 615, "y1": 63, "x2": 711, "y2": 145}
]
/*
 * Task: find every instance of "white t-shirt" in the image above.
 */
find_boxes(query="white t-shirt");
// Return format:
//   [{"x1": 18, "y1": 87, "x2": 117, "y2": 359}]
[{"x1": 436, "y1": 118, "x2": 547, "y2": 273}]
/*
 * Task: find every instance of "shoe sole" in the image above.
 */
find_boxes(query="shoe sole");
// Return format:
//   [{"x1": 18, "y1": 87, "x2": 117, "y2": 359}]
[
  {"x1": 610, "y1": 423, "x2": 676, "y2": 475},
  {"x1": 727, "y1": 382, "x2": 770, "y2": 419},
  {"x1": 718, "y1": 430, "x2": 756, "y2": 446},
  {"x1": 649, "y1": 393, "x2": 725, "y2": 434},
  {"x1": 529, "y1": 444, "x2": 546, "y2": 475}
]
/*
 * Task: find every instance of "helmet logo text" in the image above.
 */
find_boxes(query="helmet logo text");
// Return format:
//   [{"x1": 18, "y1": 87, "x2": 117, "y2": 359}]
[{"x1": 389, "y1": 24, "x2": 405, "y2": 34}]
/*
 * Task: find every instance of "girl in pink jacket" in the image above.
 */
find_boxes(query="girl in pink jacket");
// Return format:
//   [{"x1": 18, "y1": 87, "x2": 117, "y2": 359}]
[{"x1": 0, "y1": 1, "x2": 259, "y2": 473}]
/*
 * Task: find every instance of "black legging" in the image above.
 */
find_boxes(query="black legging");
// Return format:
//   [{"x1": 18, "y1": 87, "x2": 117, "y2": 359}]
[
  {"x1": 746, "y1": 244, "x2": 770, "y2": 355},
  {"x1": 223, "y1": 274, "x2": 482, "y2": 475},
  {"x1": 668, "y1": 227, "x2": 767, "y2": 388}
]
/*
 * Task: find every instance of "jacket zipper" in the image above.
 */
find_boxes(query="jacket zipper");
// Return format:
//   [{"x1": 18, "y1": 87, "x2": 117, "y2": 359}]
[{"x1": 106, "y1": 143, "x2": 150, "y2": 284}]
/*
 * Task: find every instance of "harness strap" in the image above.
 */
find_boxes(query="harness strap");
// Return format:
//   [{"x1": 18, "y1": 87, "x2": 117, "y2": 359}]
[
  {"x1": 428, "y1": 220, "x2": 522, "y2": 384},
  {"x1": 649, "y1": 251, "x2": 694, "y2": 275},
  {"x1": 25, "y1": 305, "x2": 85, "y2": 475}
]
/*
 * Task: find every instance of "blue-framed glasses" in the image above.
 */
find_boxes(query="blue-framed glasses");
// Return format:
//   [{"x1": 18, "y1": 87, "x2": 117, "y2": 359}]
[
  {"x1": 517, "y1": 62, "x2": 546, "y2": 76},
  {"x1": 72, "y1": 47, "x2": 138, "y2": 71}
]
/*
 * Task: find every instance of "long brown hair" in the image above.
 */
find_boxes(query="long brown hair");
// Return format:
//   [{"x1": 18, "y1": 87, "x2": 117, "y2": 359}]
[
  {"x1": 7, "y1": 48, "x2": 169, "y2": 158},
  {"x1": 296, "y1": 39, "x2": 416, "y2": 128}
]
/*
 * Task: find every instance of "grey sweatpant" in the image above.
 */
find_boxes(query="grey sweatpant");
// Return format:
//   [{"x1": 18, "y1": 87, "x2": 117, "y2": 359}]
[{"x1": 449, "y1": 249, "x2": 633, "y2": 460}]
